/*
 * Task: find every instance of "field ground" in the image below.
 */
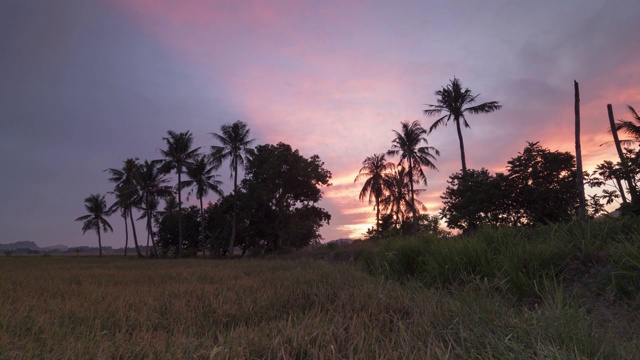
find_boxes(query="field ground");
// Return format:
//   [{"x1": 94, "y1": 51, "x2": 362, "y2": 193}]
[{"x1": 0, "y1": 251, "x2": 639, "y2": 359}]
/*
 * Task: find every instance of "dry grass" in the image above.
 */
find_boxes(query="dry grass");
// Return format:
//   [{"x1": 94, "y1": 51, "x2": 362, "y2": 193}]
[{"x1": 0, "y1": 256, "x2": 638, "y2": 359}]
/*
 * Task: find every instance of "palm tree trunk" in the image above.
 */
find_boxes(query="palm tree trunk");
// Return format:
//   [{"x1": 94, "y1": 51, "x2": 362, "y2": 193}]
[
  {"x1": 375, "y1": 196, "x2": 380, "y2": 233},
  {"x1": 177, "y1": 170, "x2": 183, "y2": 258},
  {"x1": 228, "y1": 166, "x2": 238, "y2": 257},
  {"x1": 615, "y1": 177, "x2": 628, "y2": 204},
  {"x1": 455, "y1": 117, "x2": 467, "y2": 172},
  {"x1": 608, "y1": 104, "x2": 638, "y2": 204},
  {"x1": 123, "y1": 214, "x2": 128, "y2": 256},
  {"x1": 144, "y1": 195, "x2": 150, "y2": 256},
  {"x1": 147, "y1": 213, "x2": 158, "y2": 258},
  {"x1": 129, "y1": 207, "x2": 143, "y2": 257},
  {"x1": 146, "y1": 230, "x2": 150, "y2": 256},
  {"x1": 97, "y1": 227, "x2": 103, "y2": 257},
  {"x1": 200, "y1": 197, "x2": 206, "y2": 259},
  {"x1": 575, "y1": 81, "x2": 586, "y2": 221},
  {"x1": 408, "y1": 158, "x2": 418, "y2": 233}
]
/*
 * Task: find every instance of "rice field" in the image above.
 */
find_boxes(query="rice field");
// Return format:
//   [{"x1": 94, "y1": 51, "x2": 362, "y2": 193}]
[{"x1": 0, "y1": 254, "x2": 638, "y2": 359}]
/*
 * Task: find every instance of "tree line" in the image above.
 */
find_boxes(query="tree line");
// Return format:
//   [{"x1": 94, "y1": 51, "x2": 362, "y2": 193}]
[
  {"x1": 76, "y1": 122, "x2": 331, "y2": 257},
  {"x1": 356, "y1": 77, "x2": 640, "y2": 238},
  {"x1": 77, "y1": 77, "x2": 640, "y2": 253}
]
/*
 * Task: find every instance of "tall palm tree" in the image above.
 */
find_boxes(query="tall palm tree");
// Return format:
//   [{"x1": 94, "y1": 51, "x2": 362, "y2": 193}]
[
  {"x1": 354, "y1": 154, "x2": 394, "y2": 233},
  {"x1": 380, "y1": 166, "x2": 426, "y2": 226},
  {"x1": 135, "y1": 159, "x2": 173, "y2": 257},
  {"x1": 210, "y1": 121, "x2": 255, "y2": 257},
  {"x1": 108, "y1": 186, "x2": 130, "y2": 256},
  {"x1": 184, "y1": 154, "x2": 224, "y2": 258},
  {"x1": 159, "y1": 130, "x2": 201, "y2": 258},
  {"x1": 424, "y1": 77, "x2": 502, "y2": 172},
  {"x1": 75, "y1": 194, "x2": 113, "y2": 257},
  {"x1": 106, "y1": 158, "x2": 143, "y2": 257},
  {"x1": 387, "y1": 120, "x2": 439, "y2": 232}
]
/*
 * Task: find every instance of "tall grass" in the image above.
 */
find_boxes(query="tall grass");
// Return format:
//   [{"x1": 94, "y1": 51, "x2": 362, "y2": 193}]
[
  {"x1": 363, "y1": 218, "x2": 640, "y2": 301},
  {"x1": 1, "y1": 253, "x2": 638, "y2": 358}
]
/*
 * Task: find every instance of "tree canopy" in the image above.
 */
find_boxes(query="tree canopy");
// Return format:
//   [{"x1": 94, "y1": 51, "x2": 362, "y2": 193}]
[
  {"x1": 241, "y1": 142, "x2": 332, "y2": 250},
  {"x1": 441, "y1": 142, "x2": 578, "y2": 232}
]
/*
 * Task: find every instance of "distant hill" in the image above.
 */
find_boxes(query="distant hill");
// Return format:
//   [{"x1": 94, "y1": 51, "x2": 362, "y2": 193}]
[
  {"x1": 0, "y1": 241, "x2": 43, "y2": 251},
  {"x1": 0, "y1": 241, "x2": 129, "y2": 255}
]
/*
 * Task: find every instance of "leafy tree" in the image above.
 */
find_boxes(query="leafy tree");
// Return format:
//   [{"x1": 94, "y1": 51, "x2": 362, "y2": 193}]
[
  {"x1": 75, "y1": 194, "x2": 113, "y2": 257},
  {"x1": 387, "y1": 120, "x2": 439, "y2": 232},
  {"x1": 586, "y1": 148, "x2": 640, "y2": 216},
  {"x1": 210, "y1": 121, "x2": 255, "y2": 257},
  {"x1": 441, "y1": 143, "x2": 579, "y2": 231},
  {"x1": 354, "y1": 154, "x2": 394, "y2": 233},
  {"x1": 441, "y1": 168, "x2": 512, "y2": 232},
  {"x1": 416, "y1": 214, "x2": 450, "y2": 237},
  {"x1": 424, "y1": 77, "x2": 502, "y2": 172},
  {"x1": 184, "y1": 154, "x2": 224, "y2": 258},
  {"x1": 241, "y1": 142, "x2": 331, "y2": 250},
  {"x1": 160, "y1": 130, "x2": 201, "y2": 258},
  {"x1": 507, "y1": 142, "x2": 578, "y2": 225},
  {"x1": 203, "y1": 199, "x2": 233, "y2": 257},
  {"x1": 156, "y1": 205, "x2": 201, "y2": 257},
  {"x1": 364, "y1": 213, "x2": 396, "y2": 239},
  {"x1": 106, "y1": 158, "x2": 143, "y2": 257}
]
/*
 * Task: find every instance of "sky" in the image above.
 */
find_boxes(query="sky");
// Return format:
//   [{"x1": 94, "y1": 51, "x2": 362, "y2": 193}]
[{"x1": 1, "y1": 0, "x2": 639, "y2": 248}]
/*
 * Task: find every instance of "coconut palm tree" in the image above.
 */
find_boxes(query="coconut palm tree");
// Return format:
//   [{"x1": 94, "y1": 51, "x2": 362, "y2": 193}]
[
  {"x1": 75, "y1": 194, "x2": 113, "y2": 257},
  {"x1": 159, "y1": 130, "x2": 201, "y2": 258},
  {"x1": 135, "y1": 159, "x2": 173, "y2": 257},
  {"x1": 106, "y1": 158, "x2": 143, "y2": 257},
  {"x1": 424, "y1": 77, "x2": 502, "y2": 172},
  {"x1": 379, "y1": 166, "x2": 426, "y2": 226},
  {"x1": 387, "y1": 120, "x2": 439, "y2": 232},
  {"x1": 210, "y1": 121, "x2": 255, "y2": 257},
  {"x1": 108, "y1": 186, "x2": 131, "y2": 256},
  {"x1": 184, "y1": 154, "x2": 224, "y2": 258},
  {"x1": 354, "y1": 154, "x2": 394, "y2": 233}
]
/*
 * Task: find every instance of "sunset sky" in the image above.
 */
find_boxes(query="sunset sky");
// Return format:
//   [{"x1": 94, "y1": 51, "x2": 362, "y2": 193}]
[{"x1": 2, "y1": 0, "x2": 639, "y2": 248}]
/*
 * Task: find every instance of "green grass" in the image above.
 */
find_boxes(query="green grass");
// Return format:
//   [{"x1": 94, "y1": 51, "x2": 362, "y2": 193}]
[{"x1": 0, "y1": 250, "x2": 638, "y2": 359}]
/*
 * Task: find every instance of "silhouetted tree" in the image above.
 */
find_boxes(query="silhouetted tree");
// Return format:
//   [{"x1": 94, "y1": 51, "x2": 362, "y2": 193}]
[
  {"x1": 614, "y1": 105, "x2": 640, "y2": 145},
  {"x1": 160, "y1": 130, "x2": 201, "y2": 258},
  {"x1": 441, "y1": 168, "x2": 512, "y2": 232},
  {"x1": 507, "y1": 142, "x2": 578, "y2": 225},
  {"x1": 242, "y1": 142, "x2": 331, "y2": 250},
  {"x1": 135, "y1": 159, "x2": 172, "y2": 257},
  {"x1": 380, "y1": 166, "x2": 425, "y2": 226},
  {"x1": 354, "y1": 154, "x2": 394, "y2": 233},
  {"x1": 184, "y1": 154, "x2": 224, "y2": 258},
  {"x1": 442, "y1": 143, "x2": 578, "y2": 231},
  {"x1": 106, "y1": 158, "x2": 143, "y2": 257},
  {"x1": 75, "y1": 194, "x2": 113, "y2": 257},
  {"x1": 156, "y1": 205, "x2": 201, "y2": 257},
  {"x1": 424, "y1": 77, "x2": 502, "y2": 172},
  {"x1": 608, "y1": 104, "x2": 638, "y2": 205},
  {"x1": 387, "y1": 120, "x2": 439, "y2": 232},
  {"x1": 210, "y1": 121, "x2": 255, "y2": 257},
  {"x1": 108, "y1": 185, "x2": 131, "y2": 256}
]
